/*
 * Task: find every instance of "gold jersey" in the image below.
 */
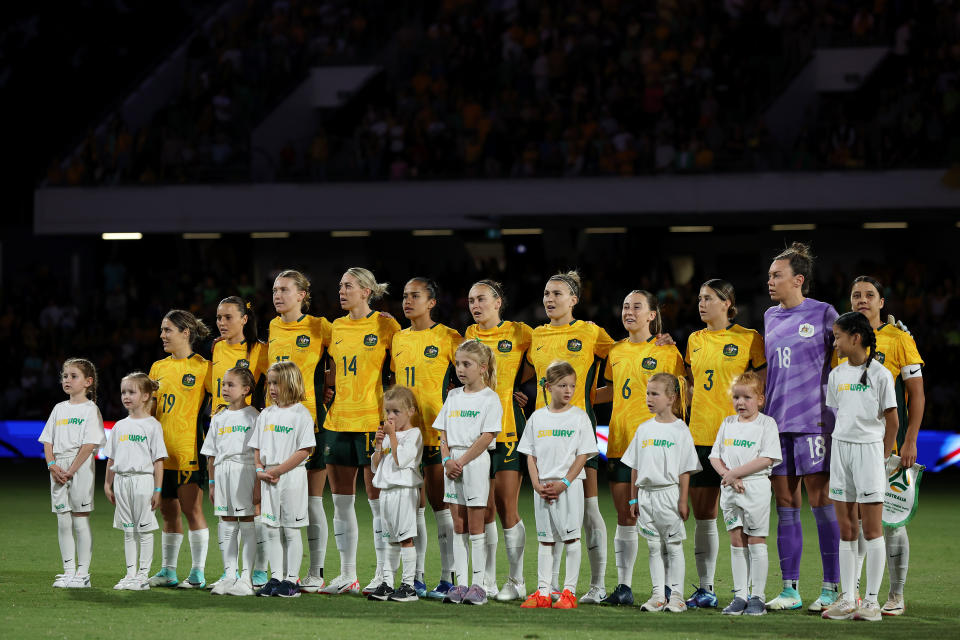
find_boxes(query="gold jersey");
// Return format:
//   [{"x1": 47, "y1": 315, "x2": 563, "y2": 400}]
[
  {"x1": 464, "y1": 321, "x2": 533, "y2": 443},
  {"x1": 267, "y1": 314, "x2": 331, "y2": 425},
  {"x1": 149, "y1": 353, "x2": 211, "y2": 471},
  {"x1": 326, "y1": 311, "x2": 401, "y2": 433}
]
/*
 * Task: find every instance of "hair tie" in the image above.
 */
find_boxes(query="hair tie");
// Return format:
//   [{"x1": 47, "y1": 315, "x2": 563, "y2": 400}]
[
  {"x1": 539, "y1": 377, "x2": 546, "y2": 388},
  {"x1": 246, "y1": 301, "x2": 252, "y2": 309}
]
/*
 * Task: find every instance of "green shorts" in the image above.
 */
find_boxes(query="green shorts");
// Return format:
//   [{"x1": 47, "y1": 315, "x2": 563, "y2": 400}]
[
  {"x1": 489, "y1": 441, "x2": 522, "y2": 478},
  {"x1": 324, "y1": 430, "x2": 376, "y2": 467},
  {"x1": 690, "y1": 445, "x2": 722, "y2": 488},
  {"x1": 161, "y1": 468, "x2": 205, "y2": 499},
  {"x1": 422, "y1": 445, "x2": 442, "y2": 467},
  {"x1": 305, "y1": 425, "x2": 326, "y2": 470},
  {"x1": 606, "y1": 457, "x2": 633, "y2": 484}
]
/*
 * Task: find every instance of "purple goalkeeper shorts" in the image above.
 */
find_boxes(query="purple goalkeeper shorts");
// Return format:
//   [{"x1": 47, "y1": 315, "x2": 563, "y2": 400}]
[{"x1": 771, "y1": 433, "x2": 831, "y2": 476}]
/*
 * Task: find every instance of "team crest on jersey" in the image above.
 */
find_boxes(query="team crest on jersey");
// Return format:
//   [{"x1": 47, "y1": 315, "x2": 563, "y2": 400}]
[
  {"x1": 875, "y1": 351, "x2": 886, "y2": 364},
  {"x1": 182, "y1": 373, "x2": 196, "y2": 387},
  {"x1": 497, "y1": 339, "x2": 513, "y2": 353},
  {"x1": 423, "y1": 345, "x2": 439, "y2": 358},
  {"x1": 722, "y1": 343, "x2": 739, "y2": 357},
  {"x1": 296, "y1": 334, "x2": 311, "y2": 348},
  {"x1": 235, "y1": 359, "x2": 250, "y2": 369},
  {"x1": 364, "y1": 334, "x2": 378, "y2": 347},
  {"x1": 567, "y1": 338, "x2": 583, "y2": 352},
  {"x1": 798, "y1": 323, "x2": 815, "y2": 338},
  {"x1": 642, "y1": 357, "x2": 658, "y2": 370}
]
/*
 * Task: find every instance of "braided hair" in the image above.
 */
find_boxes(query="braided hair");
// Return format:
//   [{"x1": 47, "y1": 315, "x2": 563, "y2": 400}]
[{"x1": 835, "y1": 311, "x2": 877, "y2": 385}]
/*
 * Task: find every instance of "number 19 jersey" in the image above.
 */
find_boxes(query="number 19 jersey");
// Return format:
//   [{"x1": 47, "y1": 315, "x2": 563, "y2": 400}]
[{"x1": 148, "y1": 353, "x2": 211, "y2": 471}]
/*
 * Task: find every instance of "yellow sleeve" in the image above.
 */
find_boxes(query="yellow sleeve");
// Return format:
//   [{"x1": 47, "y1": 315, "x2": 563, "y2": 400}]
[
  {"x1": 684, "y1": 335, "x2": 694, "y2": 366},
  {"x1": 390, "y1": 333, "x2": 399, "y2": 372},
  {"x1": 749, "y1": 331, "x2": 766, "y2": 369},
  {"x1": 897, "y1": 332, "x2": 924, "y2": 367},
  {"x1": 594, "y1": 326, "x2": 615, "y2": 358},
  {"x1": 204, "y1": 359, "x2": 214, "y2": 394},
  {"x1": 603, "y1": 356, "x2": 614, "y2": 383},
  {"x1": 147, "y1": 362, "x2": 159, "y2": 399},
  {"x1": 518, "y1": 322, "x2": 533, "y2": 352},
  {"x1": 381, "y1": 315, "x2": 401, "y2": 345},
  {"x1": 256, "y1": 342, "x2": 270, "y2": 380}
]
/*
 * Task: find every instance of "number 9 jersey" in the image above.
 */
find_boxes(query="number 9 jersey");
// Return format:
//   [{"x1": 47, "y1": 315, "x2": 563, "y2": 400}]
[{"x1": 148, "y1": 353, "x2": 211, "y2": 471}]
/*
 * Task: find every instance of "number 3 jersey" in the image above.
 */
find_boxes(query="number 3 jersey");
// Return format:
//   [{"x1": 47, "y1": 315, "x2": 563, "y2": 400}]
[
  {"x1": 763, "y1": 298, "x2": 838, "y2": 435},
  {"x1": 148, "y1": 354, "x2": 211, "y2": 471}
]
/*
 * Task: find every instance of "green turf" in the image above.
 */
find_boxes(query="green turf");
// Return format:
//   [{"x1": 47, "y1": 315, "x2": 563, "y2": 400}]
[{"x1": 1, "y1": 464, "x2": 956, "y2": 639}]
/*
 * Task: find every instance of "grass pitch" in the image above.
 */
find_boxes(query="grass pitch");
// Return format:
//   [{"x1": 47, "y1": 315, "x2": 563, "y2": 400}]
[{"x1": 1, "y1": 463, "x2": 956, "y2": 639}]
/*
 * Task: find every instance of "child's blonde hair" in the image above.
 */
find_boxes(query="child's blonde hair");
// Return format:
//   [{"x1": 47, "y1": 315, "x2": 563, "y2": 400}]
[
  {"x1": 121, "y1": 371, "x2": 160, "y2": 396},
  {"x1": 730, "y1": 371, "x2": 765, "y2": 407},
  {"x1": 540, "y1": 360, "x2": 576, "y2": 405},
  {"x1": 267, "y1": 361, "x2": 306, "y2": 407},
  {"x1": 383, "y1": 385, "x2": 418, "y2": 417},
  {"x1": 649, "y1": 372, "x2": 683, "y2": 418},
  {"x1": 455, "y1": 340, "x2": 497, "y2": 391},
  {"x1": 63, "y1": 358, "x2": 98, "y2": 403}
]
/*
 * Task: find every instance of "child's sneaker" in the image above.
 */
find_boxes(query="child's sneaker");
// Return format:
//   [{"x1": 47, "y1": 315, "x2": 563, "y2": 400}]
[
  {"x1": 579, "y1": 585, "x2": 606, "y2": 604},
  {"x1": 685, "y1": 586, "x2": 718, "y2": 609},
  {"x1": 821, "y1": 597, "x2": 857, "y2": 620},
  {"x1": 211, "y1": 577, "x2": 236, "y2": 595},
  {"x1": 553, "y1": 589, "x2": 578, "y2": 609},
  {"x1": 521, "y1": 591, "x2": 552, "y2": 608},
  {"x1": 722, "y1": 597, "x2": 748, "y2": 615},
  {"x1": 256, "y1": 578, "x2": 281, "y2": 597},
  {"x1": 426, "y1": 580, "x2": 453, "y2": 600},
  {"x1": 275, "y1": 580, "x2": 301, "y2": 598},
  {"x1": 367, "y1": 582, "x2": 394, "y2": 601},
  {"x1": 148, "y1": 568, "x2": 178, "y2": 587},
  {"x1": 665, "y1": 593, "x2": 687, "y2": 612},
  {"x1": 744, "y1": 596, "x2": 766, "y2": 616},
  {"x1": 496, "y1": 577, "x2": 526, "y2": 601},
  {"x1": 442, "y1": 585, "x2": 467, "y2": 604},
  {"x1": 52, "y1": 574, "x2": 72, "y2": 588},
  {"x1": 462, "y1": 584, "x2": 488, "y2": 605},
  {"x1": 413, "y1": 580, "x2": 427, "y2": 598},
  {"x1": 881, "y1": 592, "x2": 905, "y2": 616},
  {"x1": 226, "y1": 577, "x2": 255, "y2": 596},
  {"x1": 362, "y1": 572, "x2": 384, "y2": 596},
  {"x1": 854, "y1": 600, "x2": 882, "y2": 622},
  {"x1": 206, "y1": 571, "x2": 228, "y2": 590},
  {"x1": 602, "y1": 584, "x2": 634, "y2": 606},
  {"x1": 300, "y1": 573, "x2": 325, "y2": 593},
  {"x1": 640, "y1": 595, "x2": 667, "y2": 612},
  {"x1": 65, "y1": 574, "x2": 91, "y2": 589},
  {"x1": 114, "y1": 576, "x2": 134, "y2": 591},
  {"x1": 389, "y1": 583, "x2": 419, "y2": 602}
]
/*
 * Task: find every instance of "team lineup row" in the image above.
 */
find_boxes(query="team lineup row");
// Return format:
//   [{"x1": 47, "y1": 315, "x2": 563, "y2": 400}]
[{"x1": 41, "y1": 243, "x2": 924, "y2": 619}]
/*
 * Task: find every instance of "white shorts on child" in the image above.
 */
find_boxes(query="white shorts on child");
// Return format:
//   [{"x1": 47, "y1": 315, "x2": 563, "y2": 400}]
[
  {"x1": 533, "y1": 478, "x2": 584, "y2": 543},
  {"x1": 50, "y1": 454, "x2": 96, "y2": 513},
  {"x1": 260, "y1": 466, "x2": 308, "y2": 528},
  {"x1": 380, "y1": 486, "x2": 419, "y2": 543},
  {"x1": 829, "y1": 440, "x2": 885, "y2": 503},
  {"x1": 636, "y1": 485, "x2": 685, "y2": 542},
  {"x1": 213, "y1": 460, "x2": 256, "y2": 517},
  {"x1": 443, "y1": 449, "x2": 490, "y2": 507},
  {"x1": 113, "y1": 473, "x2": 158, "y2": 532},
  {"x1": 720, "y1": 477, "x2": 772, "y2": 537}
]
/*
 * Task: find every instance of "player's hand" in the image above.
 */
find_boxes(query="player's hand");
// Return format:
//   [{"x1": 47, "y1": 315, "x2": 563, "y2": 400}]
[
  {"x1": 733, "y1": 478, "x2": 745, "y2": 493},
  {"x1": 257, "y1": 470, "x2": 273, "y2": 483},
  {"x1": 654, "y1": 333, "x2": 676, "y2": 347},
  {"x1": 104, "y1": 485, "x2": 115, "y2": 505},
  {"x1": 375, "y1": 430, "x2": 386, "y2": 447},
  {"x1": 678, "y1": 500, "x2": 689, "y2": 521},
  {"x1": 62, "y1": 468, "x2": 75, "y2": 482},
  {"x1": 379, "y1": 311, "x2": 395, "y2": 320},
  {"x1": 49, "y1": 464, "x2": 65, "y2": 484},
  {"x1": 212, "y1": 335, "x2": 226, "y2": 345},
  {"x1": 382, "y1": 420, "x2": 394, "y2": 436},
  {"x1": 540, "y1": 482, "x2": 559, "y2": 501},
  {"x1": 324, "y1": 388, "x2": 335, "y2": 403},
  {"x1": 630, "y1": 502, "x2": 639, "y2": 518},
  {"x1": 150, "y1": 493, "x2": 161, "y2": 510},
  {"x1": 514, "y1": 391, "x2": 528, "y2": 408},
  {"x1": 208, "y1": 487, "x2": 215, "y2": 505},
  {"x1": 898, "y1": 441, "x2": 917, "y2": 469},
  {"x1": 887, "y1": 314, "x2": 911, "y2": 336},
  {"x1": 721, "y1": 470, "x2": 739, "y2": 487}
]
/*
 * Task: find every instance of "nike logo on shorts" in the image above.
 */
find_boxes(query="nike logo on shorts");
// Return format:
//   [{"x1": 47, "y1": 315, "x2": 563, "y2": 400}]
[
  {"x1": 668, "y1": 532, "x2": 678, "y2": 538},
  {"x1": 503, "y1": 458, "x2": 516, "y2": 464},
  {"x1": 864, "y1": 492, "x2": 877, "y2": 497},
  {"x1": 566, "y1": 528, "x2": 576, "y2": 534},
  {"x1": 296, "y1": 516, "x2": 306, "y2": 521},
  {"x1": 140, "y1": 523, "x2": 150, "y2": 528},
  {"x1": 81, "y1": 502, "x2": 91, "y2": 507}
]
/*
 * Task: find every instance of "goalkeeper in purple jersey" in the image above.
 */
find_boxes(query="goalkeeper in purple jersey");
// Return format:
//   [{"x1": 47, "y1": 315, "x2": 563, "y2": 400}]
[{"x1": 763, "y1": 243, "x2": 842, "y2": 613}]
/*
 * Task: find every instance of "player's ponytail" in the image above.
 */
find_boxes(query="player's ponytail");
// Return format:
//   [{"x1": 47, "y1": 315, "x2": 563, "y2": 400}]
[
  {"x1": 629, "y1": 289, "x2": 663, "y2": 335},
  {"x1": 773, "y1": 242, "x2": 815, "y2": 295},
  {"x1": 702, "y1": 279, "x2": 738, "y2": 320},
  {"x1": 164, "y1": 309, "x2": 211, "y2": 346},
  {"x1": 540, "y1": 360, "x2": 576, "y2": 405},
  {"x1": 276, "y1": 269, "x2": 312, "y2": 312},
  {"x1": 835, "y1": 311, "x2": 876, "y2": 385},
  {"x1": 549, "y1": 270, "x2": 582, "y2": 299},
  {"x1": 650, "y1": 372, "x2": 683, "y2": 418},
  {"x1": 220, "y1": 296, "x2": 262, "y2": 359},
  {"x1": 472, "y1": 279, "x2": 506, "y2": 312},
  {"x1": 456, "y1": 340, "x2": 497, "y2": 391},
  {"x1": 407, "y1": 277, "x2": 440, "y2": 321},
  {"x1": 346, "y1": 267, "x2": 389, "y2": 302},
  {"x1": 63, "y1": 358, "x2": 98, "y2": 404}
]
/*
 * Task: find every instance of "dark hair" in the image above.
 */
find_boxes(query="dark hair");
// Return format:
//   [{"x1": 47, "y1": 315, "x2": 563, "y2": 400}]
[
  {"x1": 406, "y1": 277, "x2": 440, "y2": 320},
  {"x1": 548, "y1": 270, "x2": 582, "y2": 298},
  {"x1": 225, "y1": 366, "x2": 256, "y2": 395},
  {"x1": 627, "y1": 290, "x2": 663, "y2": 335},
  {"x1": 472, "y1": 279, "x2": 506, "y2": 311},
  {"x1": 773, "y1": 242, "x2": 815, "y2": 295},
  {"x1": 219, "y1": 296, "x2": 260, "y2": 359},
  {"x1": 164, "y1": 309, "x2": 211, "y2": 346},
  {"x1": 851, "y1": 275, "x2": 883, "y2": 296},
  {"x1": 701, "y1": 279, "x2": 738, "y2": 320},
  {"x1": 834, "y1": 311, "x2": 877, "y2": 385},
  {"x1": 62, "y1": 358, "x2": 98, "y2": 403}
]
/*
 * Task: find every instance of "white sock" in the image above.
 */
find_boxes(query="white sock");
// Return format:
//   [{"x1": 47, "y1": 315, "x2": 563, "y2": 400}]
[
  {"x1": 124, "y1": 530, "x2": 138, "y2": 578},
  {"x1": 484, "y1": 521, "x2": 498, "y2": 588},
  {"x1": 470, "y1": 533, "x2": 487, "y2": 586},
  {"x1": 864, "y1": 536, "x2": 885, "y2": 604},
  {"x1": 307, "y1": 496, "x2": 327, "y2": 578},
  {"x1": 839, "y1": 539, "x2": 857, "y2": 602},
  {"x1": 748, "y1": 543, "x2": 768, "y2": 600},
  {"x1": 384, "y1": 544, "x2": 400, "y2": 587},
  {"x1": 138, "y1": 532, "x2": 154, "y2": 576},
  {"x1": 221, "y1": 520, "x2": 239, "y2": 576},
  {"x1": 614, "y1": 524, "x2": 638, "y2": 587},
  {"x1": 584, "y1": 496, "x2": 606, "y2": 588},
  {"x1": 563, "y1": 539, "x2": 581, "y2": 593},
  {"x1": 332, "y1": 494, "x2": 358, "y2": 580},
  {"x1": 435, "y1": 508, "x2": 455, "y2": 583},
  {"x1": 56, "y1": 513, "x2": 76, "y2": 575},
  {"x1": 238, "y1": 521, "x2": 255, "y2": 579},
  {"x1": 264, "y1": 525, "x2": 283, "y2": 580},
  {"x1": 503, "y1": 520, "x2": 526, "y2": 582},
  {"x1": 401, "y1": 545, "x2": 416, "y2": 586},
  {"x1": 537, "y1": 544, "x2": 553, "y2": 595},
  {"x1": 694, "y1": 518, "x2": 718, "y2": 591},
  {"x1": 282, "y1": 527, "x2": 302, "y2": 582},
  {"x1": 216, "y1": 519, "x2": 227, "y2": 574},
  {"x1": 452, "y1": 532, "x2": 469, "y2": 586},
  {"x1": 72, "y1": 517, "x2": 92, "y2": 576},
  {"x1": 885, "y1": 525, "x2": 909, "y2": 595},
  {"x1": 647, "y1": 538, "x2": 665, "y2": 598},
  {"x1": 415, "y1": 507, "x2": 427, "y2": 583},
  {"x1": 161, "y1": 532, "x2": 183, "y2": 572},
  {"x1": 187, "y1": 528, "x2": 209, "y2": 571},
  {"x1": 551, "y1": 539, "x2": 563, "y2": 589},
  {"x1": 254, "y1": 516, "x2": 268, "y2": 572},
  {"x1": 665, "y1": 540, "x2": 684, "y2": 596},
  {"x1": 855, "y1": 519, "x2": 867, "y2": 591},
  {"x1": 730, "y1": 546, "x2": 748, "y2": 599},
  {"x1": 369, "y1": 498, "x2": 385, "y2": 576}
]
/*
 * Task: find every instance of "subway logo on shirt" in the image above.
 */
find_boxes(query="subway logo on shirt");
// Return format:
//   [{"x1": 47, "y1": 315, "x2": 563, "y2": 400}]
[
  {"x1": 120, "y1": 434, "x2": 148, "y2": 443},
  {"x1": 537, "y1": 428, "x2": 577, "y2": 438},
  {"x1": 263, "y1": 424, "x2": 295, "y2": 434},
  {"x1": 218, "y1": 425, "x2": 251, "y2": 436},
  {"x1": 640, "y1": 438, "x2": 675, "y2": 448},
  {"x1": 56, "y1": 417, "x2": 86, "y2": 426},
  {"x1": 722, "y1": 438, "x2": 756, "y2": 448},
  {"x1": 837, "y1": 383, "x2": 871, "y2": 392},
  {"x1": 448, "y1": 410, "x2": 481, "y2": 418}
]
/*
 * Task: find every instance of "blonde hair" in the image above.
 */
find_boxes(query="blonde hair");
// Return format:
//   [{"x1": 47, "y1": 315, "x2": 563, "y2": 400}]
[
  {"x1": 548, "y1": 270, "x2": 582, "y2": 298},
  {"x1": 540, "y1": 360, "x2": 576, "y2": 405},
  {"x1": 649, "y1": 372, "x2": 683, "y2": 418},
  {"x1": 121, "y1": 371, "x2": 160, "y2": 396},
  {"x1": 345, "y1": 267, "x2": 389, "y2": 302},
  {"x1": 267, "y1": 361, "x2": 306, "y2": 407},
  {"x1": 455, "y1": 340, "x2": 497, "y2": 391},
  {"x1": 276, "y1": 269, "x2": 312, "y2": 312},
  {"x1": 383, "y1": 385, "x2": 418, "y2": 416},
  {"x1": 63, "y1": 357, "x2": 98, "y2": 403}
]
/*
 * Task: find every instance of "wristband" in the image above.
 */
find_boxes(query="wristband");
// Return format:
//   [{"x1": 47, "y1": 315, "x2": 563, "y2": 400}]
[
  {"x1": 560, "y1": 478, "x2": 571, "y2": 488},
  {"x1": 628, "y1": 499, "x2": 637, "y2": 505},
  {"x1": 441, "y1": 456, "x2": 451, "y2": 464},
  {"x1": 154, "y1": 488, "x2": 162, "y2": 493},
  {"x1": 208, "y1": 480, "x2": 215, "y2": 485},
  {"x1": 256, "y1": 467, "x2": 264, "y2": 472},
  {"x1": 47, "y1": 460, "x2": 56, "y2": 468}
]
